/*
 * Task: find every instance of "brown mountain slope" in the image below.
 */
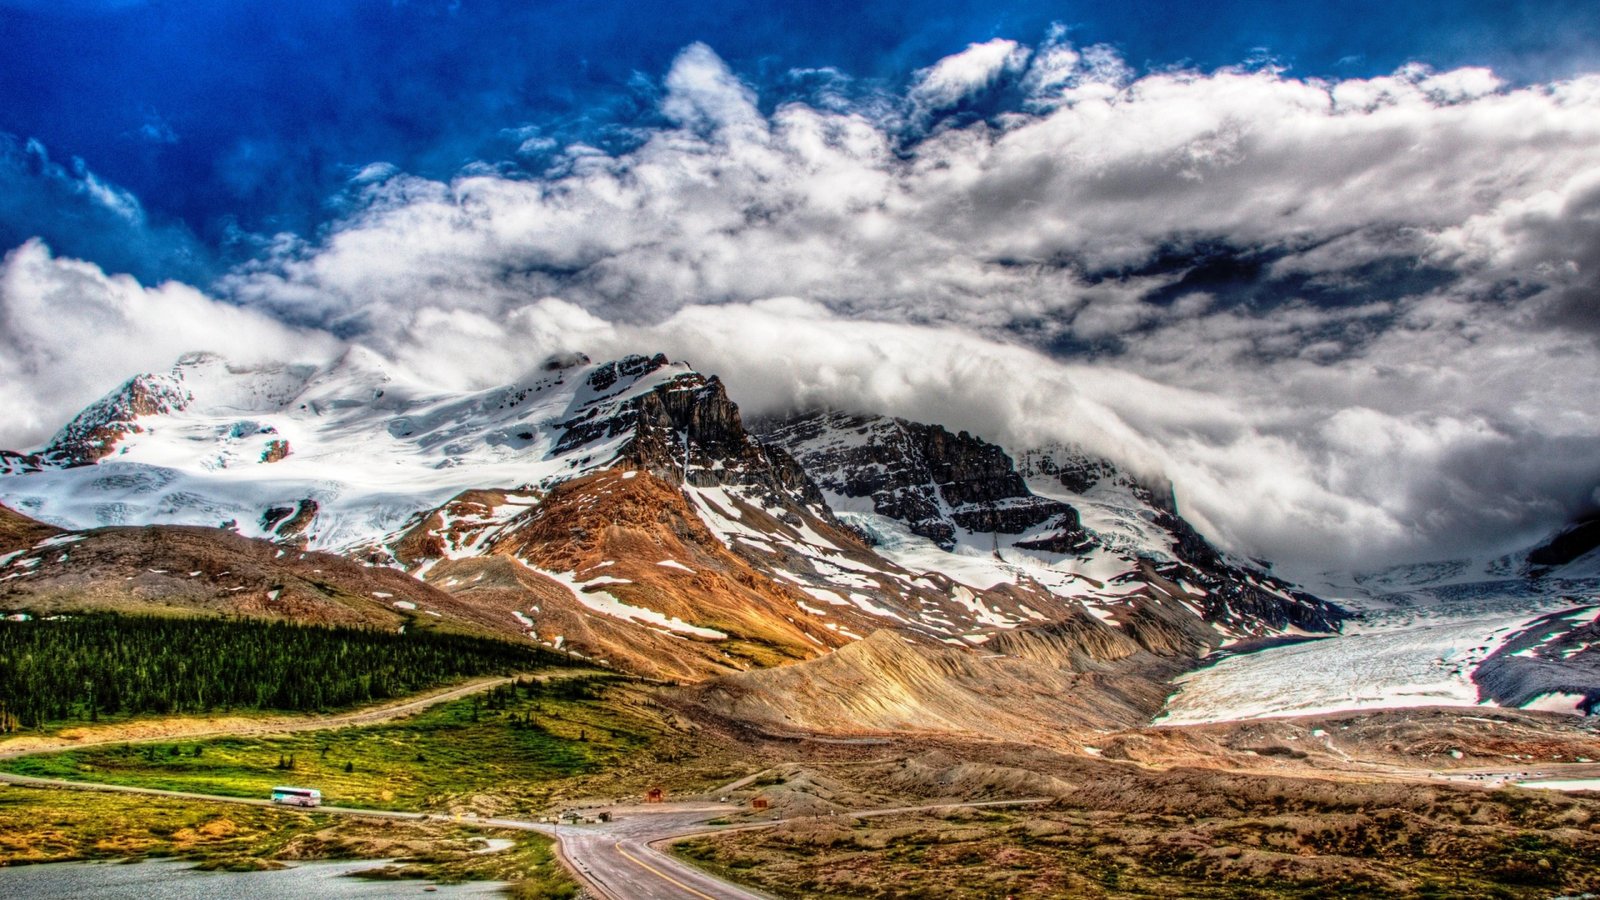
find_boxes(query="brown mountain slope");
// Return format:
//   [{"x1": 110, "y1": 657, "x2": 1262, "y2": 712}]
[
  {"x1": 424, "y1": 468, "x2": 899, "y2": 680},
  {"x1": 687, "y1": 609, "x2": 1203, "y2": 748},
  {"x1": 0, "y1": 523, "x2": 526, "y2": 641},
  {"x1": 0, "y1": 503, "x2": 60, "y2": 555}
]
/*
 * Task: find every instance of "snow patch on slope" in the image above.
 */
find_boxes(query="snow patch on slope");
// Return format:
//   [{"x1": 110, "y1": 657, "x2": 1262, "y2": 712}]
[{"x1": 532, "y1": 561, "x2": 728, "y2": 640}]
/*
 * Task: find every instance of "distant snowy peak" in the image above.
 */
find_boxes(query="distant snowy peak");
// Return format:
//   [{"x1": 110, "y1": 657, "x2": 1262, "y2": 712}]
[
  {"x1": 1327, "y1": 510, "x2": 1600, "y2": 606},
  {"x1": 0, "y1": 349, "x2": 800, "y2": 551}
]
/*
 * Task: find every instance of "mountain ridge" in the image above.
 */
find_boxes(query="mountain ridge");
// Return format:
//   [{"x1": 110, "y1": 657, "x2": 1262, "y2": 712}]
[{"x1": 3, "y1": 350, "x2": 1342, "y2": 684}]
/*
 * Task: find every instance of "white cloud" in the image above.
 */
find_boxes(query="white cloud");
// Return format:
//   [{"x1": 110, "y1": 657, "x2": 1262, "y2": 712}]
[
  {"x1": 660, "y1": 41, "x2": 766, "y2": 137},
  {"x1": 9, "y1": 39, "x2": 1600, "y2": 575},
  {"x1": 0, "y1": 241, "x2": 338, "y2": 448},
  {"x1": 908, "y1": 38, "x2": 1030, "y2": 115}
]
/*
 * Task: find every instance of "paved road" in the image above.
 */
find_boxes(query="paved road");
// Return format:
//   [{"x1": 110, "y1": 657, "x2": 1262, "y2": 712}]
[
  {"x1": 540, "y1": 797, "x2": 1053, "y2": 900},
  {"x1": 533, "y1": 805, "x2": 767, "y2": 900}
]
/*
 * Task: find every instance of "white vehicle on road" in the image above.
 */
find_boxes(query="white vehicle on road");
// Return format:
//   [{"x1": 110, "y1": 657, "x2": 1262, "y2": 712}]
[{"x1": 270, "y1": 786, "x2": 322, "y2": 807}]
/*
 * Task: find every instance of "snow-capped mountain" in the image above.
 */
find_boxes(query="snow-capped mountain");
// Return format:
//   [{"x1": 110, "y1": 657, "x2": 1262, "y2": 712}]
[
  {"x1": 2, "y1": 349, "x2": 710, "y2": 548},
  {"x1": 758, "y1": 411, "x2": 1343, "y2": 636},
  {"x1": 2, "y1": 350, "x2": 1342, "y2": 681}
]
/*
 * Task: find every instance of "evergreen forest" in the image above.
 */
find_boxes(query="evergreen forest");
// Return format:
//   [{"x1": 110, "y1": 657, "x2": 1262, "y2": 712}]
[{"x1": 0, "y1": 613, "x2": 570, "y2": 732}]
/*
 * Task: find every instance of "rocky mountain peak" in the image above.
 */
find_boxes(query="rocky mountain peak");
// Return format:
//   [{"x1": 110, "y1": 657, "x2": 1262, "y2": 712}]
[
  {"x1": 1, "y1": 350, "x2": 1346, "y2": 680},
  {"x1": 550, "y1": 356, "x2": 831, "y2": 521},
  {"x1": 1015, "y1": 442, "x2": 1344, "y2": 634},
  {"x1": 756, "y1": 410, "x2": 1090, "y2": 552},
  {"x1": 38, "y1": 372, "x2": 192, "y2": 468},
  {"x1": 759, "y1": 410, "x2": 1344, "y2": 637}
]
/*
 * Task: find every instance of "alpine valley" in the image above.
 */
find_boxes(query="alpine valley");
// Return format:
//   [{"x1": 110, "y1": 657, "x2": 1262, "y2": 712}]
[{"x1": 4, "y1": 350, "x2": 1600, "y2": 899}]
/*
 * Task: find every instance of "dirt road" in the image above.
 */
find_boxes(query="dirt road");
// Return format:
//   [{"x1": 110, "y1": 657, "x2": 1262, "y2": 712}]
[{"x1": 0, "y1": 671, "x2": 600, "y2": 758}]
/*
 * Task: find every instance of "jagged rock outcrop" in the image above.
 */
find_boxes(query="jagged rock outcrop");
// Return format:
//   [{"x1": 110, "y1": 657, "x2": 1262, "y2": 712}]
[
  {"x1": 40, "y1": 372, "x2": 192, "y2": 468},
  {"x1": 0, "y1": 451, "x2": 43, "y2": 476},
  {"x1": 260, "y1": 439, "x2": 291, "y2": 463},
  {"x1": 260, "y1": 498, "x2": 319, "y2": 545},
  {"x1": 553, "y1": 355, "x2": 832, "y2": 524},
  {"x1": 756, "y1": 411, "x2": 1091, "y2": 552},
  {"x1": 1016, "y1": 446, "x2": 1134, "y2": 496}
]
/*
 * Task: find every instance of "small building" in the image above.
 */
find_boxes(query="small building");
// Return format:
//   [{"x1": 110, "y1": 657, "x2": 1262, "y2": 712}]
[
  {"x1": 751, "y1": 796, "x2": 770, "y2": 811},
  {"x1": 646, "y1": 787, "x2": 664, "y2": 803}
]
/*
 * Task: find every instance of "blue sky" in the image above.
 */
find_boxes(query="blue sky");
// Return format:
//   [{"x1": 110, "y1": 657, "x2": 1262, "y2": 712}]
[
  {"x1": 4, "y1": 0, "x2": 1598, "y2": 284},
  {"x1": 3, "y1": 1, "x2": 1600, "y2": 570}
]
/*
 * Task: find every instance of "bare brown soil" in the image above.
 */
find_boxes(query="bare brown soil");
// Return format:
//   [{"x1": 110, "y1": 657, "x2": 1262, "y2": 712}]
[
  {"x1": 0, "y1": 503, "x2": 58, "y2": 554},
  {"x1": 0, "y1": 522, "x2": 536, "y2": 643}
]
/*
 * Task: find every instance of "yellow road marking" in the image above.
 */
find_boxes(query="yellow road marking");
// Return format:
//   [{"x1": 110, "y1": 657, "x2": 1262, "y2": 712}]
[{"x1": 614, "y1": 840, "x2": 720, "y2": 900}]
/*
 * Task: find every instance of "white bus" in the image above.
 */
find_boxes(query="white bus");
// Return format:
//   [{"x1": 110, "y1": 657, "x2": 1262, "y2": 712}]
[{"x1": 271, "y1": 786, "x2": 322, "y2": 807}]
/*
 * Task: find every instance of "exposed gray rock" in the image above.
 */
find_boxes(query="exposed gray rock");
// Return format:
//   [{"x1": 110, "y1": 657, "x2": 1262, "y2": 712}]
[
  {"x1": 755, "y1": 410, "x2": 1091, "y2": 553},
  {"x1": 1475, "y1": 604, "x2": 1600, "y2": 714}
]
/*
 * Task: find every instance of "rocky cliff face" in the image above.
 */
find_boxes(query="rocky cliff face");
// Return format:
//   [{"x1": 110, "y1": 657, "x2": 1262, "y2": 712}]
[
  {"x1": 756, "y1": 411, "x2": 1091, "y2": 553},
  {"x1": 761, "y1": 416, "x2": 1345, "y2": 638},
  {"x1": 573, "y1": 355, "x2": 831, "y2": 521}
]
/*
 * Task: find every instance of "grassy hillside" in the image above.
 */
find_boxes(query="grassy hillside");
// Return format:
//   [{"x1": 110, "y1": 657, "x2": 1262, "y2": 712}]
[{"x1": 1, "y1": 675, "x2": 746, "y2": 815}]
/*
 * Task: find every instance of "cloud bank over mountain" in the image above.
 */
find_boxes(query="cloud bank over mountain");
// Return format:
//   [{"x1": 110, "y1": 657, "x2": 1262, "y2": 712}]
[{"x1": 3, "y1": 36, "x2": 1599, "y2": 575}]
